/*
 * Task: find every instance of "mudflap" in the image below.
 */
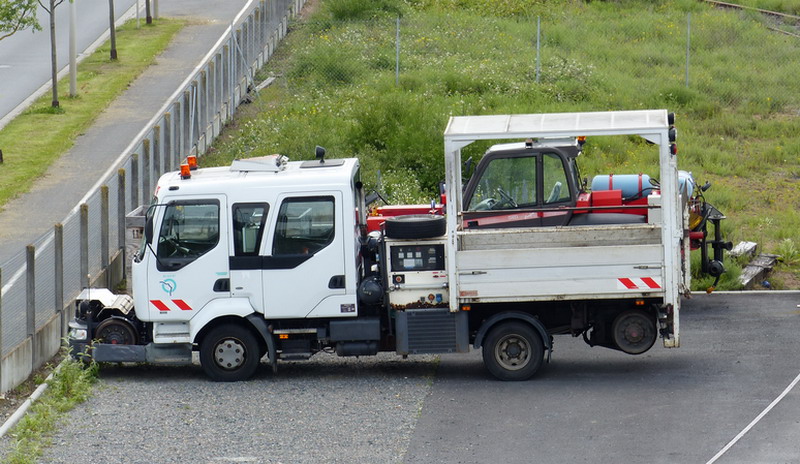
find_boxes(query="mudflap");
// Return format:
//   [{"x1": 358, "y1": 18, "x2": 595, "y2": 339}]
[{"x1": 246, "y1": 314, "x2": 278, "y2": 374}]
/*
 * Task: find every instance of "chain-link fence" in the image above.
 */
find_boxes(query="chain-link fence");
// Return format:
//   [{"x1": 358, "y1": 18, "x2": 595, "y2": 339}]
[
  {"x1": 0, "y1": 0, "x2": 305, "y2": 393},
  {"x1": 269, "y1": 10, "x2": 800, "y2": 111}
]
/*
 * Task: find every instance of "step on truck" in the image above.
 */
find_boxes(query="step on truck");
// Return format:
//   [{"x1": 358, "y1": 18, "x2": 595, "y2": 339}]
[{"x1": 69, "y1": 109, "x2": 729, "y2": 381}]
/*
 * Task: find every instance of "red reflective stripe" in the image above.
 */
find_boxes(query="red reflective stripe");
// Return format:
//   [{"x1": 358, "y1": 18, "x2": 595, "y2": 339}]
[
  {"x1": 151, "y1": 300, "x2": 170, "y2": 311},
  {"x1": 641, "y1": 277, "x2": 661, "y2": 289},
  {"x1": 618, "y1": 278, "x2": 638, "y2": 289},
  {"x1": 172, "y1": 299, "x2": 193, "y2": 311}
]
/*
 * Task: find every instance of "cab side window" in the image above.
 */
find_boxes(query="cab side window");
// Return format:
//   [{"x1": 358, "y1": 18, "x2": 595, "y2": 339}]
[
  {"x1": 232, "y1": 203, "x2": 268, "y2": 256},
  {"x1": 272, "y1": 197, "x2": 335, "y2": 255},
  {"x1": 543, "y1": 153, "x2": 570, "y2": 204},
  {"x1": 156, "y1": 201, "x2": 220, "y2": 267}
]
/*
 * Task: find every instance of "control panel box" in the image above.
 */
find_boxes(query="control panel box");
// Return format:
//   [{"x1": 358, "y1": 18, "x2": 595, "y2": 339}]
[{"x1": 384, "y1": 237, "x2": 448, "y2": 308}]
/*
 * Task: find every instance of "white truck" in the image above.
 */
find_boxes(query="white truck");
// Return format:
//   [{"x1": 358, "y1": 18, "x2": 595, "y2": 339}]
[{"x1": 68, "y1": 109, "x2": 729, "y2": 381}]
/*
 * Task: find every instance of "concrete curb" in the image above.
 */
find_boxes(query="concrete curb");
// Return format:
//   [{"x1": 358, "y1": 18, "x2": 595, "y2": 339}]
[{"x1": 0, "y1": 359, "x2": 67, "y2": 438}]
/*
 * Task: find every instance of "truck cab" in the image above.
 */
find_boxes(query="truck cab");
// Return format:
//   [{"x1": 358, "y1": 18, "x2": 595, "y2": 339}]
[
  {"x1": 133, "y1": 155, "x2": 362, "y2": 331},
  {"x1": 462, "y1": 139, "x2": 582, "y2": 228}
]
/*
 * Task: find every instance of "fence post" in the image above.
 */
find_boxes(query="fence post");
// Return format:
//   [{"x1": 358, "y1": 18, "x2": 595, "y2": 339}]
[
  {"x1": 154, "y1": 125, "x2": 162, "y2": 177},
  {"x1": 173, "y1": 101, "x2": 183, "y2": 164},
  {"x1": 183, "y1": 90, "x2": 191, "y2": 156},
  {"x1": 101, "y1": 185, "x2": 110, "y2": 288},
  {"x1": 189, "y1": 83, "x2": 197, "y2": 154},
  {"x1": 54, "y1": 223, "x2": 64, "y2": 338},
  {"x1": 223, "y1": 44, "x2": 231, "y2": 121},
  {"x1": 536, "y1": 16, "x2": 541, "y2": 84},
  {"x1": 685, "y1": 12, "x2": 691, "y2": 88},
  {"x1": 242, "y1": 21, "x2": 249, "y2": 68},
  {"x1": 80, "y1": 204, "x2": 89, "y2": 289},
  {"x1": 143, "y1": 139, "x2": 151, "y2": 201},
  {"x1": 117, "y1": 169, "x2": 126, "y2": 279},
  {"x1": 199, "y1": 72, "x2": 207, "y2": 151},
  {"x1": 395, "y1": 17, "x2": 400, "y2": 86},
  {"x1": 209, "y1": 62, "x2": 217, "y2": 137},
  {"x1": 26, "y1": 244, "x2": 36, "y2": 367},
  {"x1": 131, "y1": 153, "x2": 140, "y2": 211},
  {"x1": 164, "y1": 113, "x2": 173, "y2": 172},
  {"x1": 234, "y1": 29, "x2": 242, "y2": 105}
]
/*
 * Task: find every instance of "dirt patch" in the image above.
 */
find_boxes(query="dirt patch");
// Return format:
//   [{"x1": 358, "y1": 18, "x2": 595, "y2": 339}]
[
  {"x1": 299, "y1": 0, "x2": 321, "y2": 19},
  {"x1": 770, "y1": 268, "x2": 800, "y2": 290}
]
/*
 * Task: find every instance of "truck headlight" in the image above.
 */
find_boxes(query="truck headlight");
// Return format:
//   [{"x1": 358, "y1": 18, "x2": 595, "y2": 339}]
[{"x1": 68, "y1": 321, "x2": 88, "y2": 341}]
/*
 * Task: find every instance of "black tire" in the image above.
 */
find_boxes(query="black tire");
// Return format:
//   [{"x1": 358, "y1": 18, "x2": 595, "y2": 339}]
[
  {"x1": 199, "y1": 323, "x2": 261, "y2": 382},
  {"x1": 384, "y1": 214, "x2": 446, "y2": 239},
  {"x1": 612, "y1": 310, "x2": 657, "y2": 355},
  {"x1": 95, "y1": 317, "x2": 137, "y2": 345},
  {"x1": 482, "y1": 321, "x2": 544, "y2": 381}
]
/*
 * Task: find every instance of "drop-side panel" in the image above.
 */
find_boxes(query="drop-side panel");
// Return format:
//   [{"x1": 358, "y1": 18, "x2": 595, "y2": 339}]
[{"x1": 455, "y1": 239, "x2": 665, "y2": 303}]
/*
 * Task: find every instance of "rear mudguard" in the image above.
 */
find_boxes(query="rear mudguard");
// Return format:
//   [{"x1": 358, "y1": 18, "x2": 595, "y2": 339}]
[{"x1": 473, "y1": 311, "x2": 552, "y2": 354}]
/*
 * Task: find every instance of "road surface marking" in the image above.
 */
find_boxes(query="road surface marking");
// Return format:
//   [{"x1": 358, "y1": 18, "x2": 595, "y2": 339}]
[{"x1": 705, "y1": 369, "x2": 800, "y2": 464}]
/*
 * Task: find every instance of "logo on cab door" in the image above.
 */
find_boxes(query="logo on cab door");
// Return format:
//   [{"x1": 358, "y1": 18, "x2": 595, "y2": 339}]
[{"x1": 160, "y1": 278, "x2": 177, "y2": 296}]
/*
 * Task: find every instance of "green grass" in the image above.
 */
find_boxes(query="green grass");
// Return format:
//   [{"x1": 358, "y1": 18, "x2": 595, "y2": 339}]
[
  {"x1": 733, "y1": 0, "x2": 800, "y2": 15},
  {"x1": 0, "y1": 19, "x2": 184, "y2": 208},
  {"x1": 207, "y1": 0, "x2": 800, "y2": 289},
  {"x1": 2, "y1": 356, "x2": 98, "y2": 464}
]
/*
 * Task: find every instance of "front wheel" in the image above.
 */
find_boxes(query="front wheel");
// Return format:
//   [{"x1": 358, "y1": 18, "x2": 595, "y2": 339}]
[
  {"x1": 482, "y1": 322, "x2": 544, "y2": 381},
  {"x1": 200, "y1": 323, "x2": 261, "y2": 382}
]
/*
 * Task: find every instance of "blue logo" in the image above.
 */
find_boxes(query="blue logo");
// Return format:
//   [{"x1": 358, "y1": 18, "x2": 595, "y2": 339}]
[{"x1": 160, "y1": 279, "x2": 177, "y2": 296}]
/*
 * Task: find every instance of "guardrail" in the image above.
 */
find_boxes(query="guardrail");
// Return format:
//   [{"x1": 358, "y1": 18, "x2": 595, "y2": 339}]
[{"x1": 0, "y1": 0, "x2": 306, "y2": 393}]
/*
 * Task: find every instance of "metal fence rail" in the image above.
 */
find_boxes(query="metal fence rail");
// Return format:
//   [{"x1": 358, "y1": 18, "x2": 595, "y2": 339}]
[{"x1": 0, "y1": 0, "x2": 305, "y2": 393}]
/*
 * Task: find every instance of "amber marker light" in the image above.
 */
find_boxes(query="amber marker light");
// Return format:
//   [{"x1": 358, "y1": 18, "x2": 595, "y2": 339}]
[
  {"x1": 180, "y1": 164, "x2": 191, "y2": 179},
  {"x1": 187, "y1": 155, "x2": 198, "y2": 170}
]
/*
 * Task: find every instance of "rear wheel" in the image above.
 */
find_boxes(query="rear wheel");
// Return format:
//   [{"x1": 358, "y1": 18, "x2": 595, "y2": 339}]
[
  {"x1": 482, "y1": 322, "x2": 544, "y2": 381},
  {"x1": 200, "y1": 323, "x2": 260, "y2": 382},
  {"x1": 612, "y1": 310, "x2": 657, "y2": 355}
]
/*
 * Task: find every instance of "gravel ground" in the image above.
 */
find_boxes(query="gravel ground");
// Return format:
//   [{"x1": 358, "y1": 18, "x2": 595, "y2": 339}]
[{"x1": 1, "y1": 353, "x2": 437, "y2": 463}]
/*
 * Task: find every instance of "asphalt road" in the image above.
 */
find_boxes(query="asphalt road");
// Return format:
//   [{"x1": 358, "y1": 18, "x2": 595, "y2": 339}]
[
  {"x1": 7, "y1": 292, "x2": 797, "y2": 463},
  {"x1": 405, "y1": 292, "x2": 800, "y2": 464},
  {"x1": 0, "y1": 0, "x2": 137, "y2": 122}
]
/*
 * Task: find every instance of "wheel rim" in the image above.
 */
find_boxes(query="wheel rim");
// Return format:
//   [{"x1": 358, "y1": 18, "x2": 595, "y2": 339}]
[
  {"x1": 96, "y1": 319, "x2": 136, "y2": 345},
  {"x1": 613, "y1": 311, "x2": 656, "y2": 354},
  {"x1": 494, "y1": 334, "x2": 530, "y2": 371},
  {"x1": 214, "y1": 338, "x2": 247, "y2": 370}
]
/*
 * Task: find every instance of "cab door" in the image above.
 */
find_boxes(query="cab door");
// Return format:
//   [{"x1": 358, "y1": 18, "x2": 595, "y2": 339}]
[
  {"x1": 228, "y1": 202, "x2": 270, "y2": 313},
  {"x1": 261, "y1": 193, "x2": 353, "y2": 319},
  {"x1": 146, "y1": 196, "x2": 229, "y2": 320}
]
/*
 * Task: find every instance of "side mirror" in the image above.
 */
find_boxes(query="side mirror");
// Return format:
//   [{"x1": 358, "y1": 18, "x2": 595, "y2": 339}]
[{"x1": 145, "y1": 205, "x2": 155, "y2": 244}]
